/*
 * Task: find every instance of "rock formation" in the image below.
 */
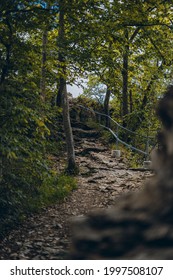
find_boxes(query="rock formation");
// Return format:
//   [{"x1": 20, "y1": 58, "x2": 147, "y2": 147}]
[{"x1": 70, "y1": 85, "x2": 173, "y2": 260}]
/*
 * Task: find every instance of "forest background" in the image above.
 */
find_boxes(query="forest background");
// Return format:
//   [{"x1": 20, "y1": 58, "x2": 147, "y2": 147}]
[{"x1": 0, "y1": 0, "x2": 173, "y2": 237}]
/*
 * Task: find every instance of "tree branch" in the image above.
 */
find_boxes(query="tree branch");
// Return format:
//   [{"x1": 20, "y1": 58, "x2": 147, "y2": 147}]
[
  {"x1": 122, "y1": 22, "x2": 172, "y2": 29},
  {"x1": 130, "y1": 27, "x2": 141, "y2": 42},
  {"x1": 0, "y1": 6, "x2": 58, "y2": 18}
]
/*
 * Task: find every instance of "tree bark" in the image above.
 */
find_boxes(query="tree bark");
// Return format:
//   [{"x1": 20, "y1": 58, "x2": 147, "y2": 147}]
[
  {"x1": 56, "y1": 0, "x2": 65, "y2": 107},
  {"x1": 57, "y1": 0, "x2": 77, "y2": 174},
  {"x1": 129, "y1": 89, "x2": 133, "y2": 113},
  {"x1": 0, "y1": 17, "x2": 12, "y2": 89},
  {"x1": 62, "y1": 79, "x2": 77, "y2": 174},
  {"x1": 0, "y1": 43, "x2": 11, "y2": 88},
  {"x1": 56, "y1": 64, "x2": 64, "y2": 106},
  {"x1": 122, "y1": 29, "x2": 129, "y2": 124},
  {"x1": 40, "y1": 29, "x2": 48, "y2": 101},
  {"x1": 104, "y1": 85, "x2": 111, "y2": 128}
]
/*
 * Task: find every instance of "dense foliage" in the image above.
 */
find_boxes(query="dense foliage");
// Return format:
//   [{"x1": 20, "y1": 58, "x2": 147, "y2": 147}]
[
  {"x1": 0, "y1": 0, "x2": 173, "y2": 236},
  {"x1": 0, "y1": 1, "x2": 76, "y2": 237}
]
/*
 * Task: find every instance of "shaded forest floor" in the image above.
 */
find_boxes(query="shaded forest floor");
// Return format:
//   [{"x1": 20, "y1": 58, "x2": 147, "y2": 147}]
[{"x1": 0, "y1": 126, "x2": 152, "y2": 259}]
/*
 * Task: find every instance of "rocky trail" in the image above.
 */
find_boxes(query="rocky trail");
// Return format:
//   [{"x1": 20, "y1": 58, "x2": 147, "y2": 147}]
[{"x1": 0, "y1": 124, "x2": 152, "y2": 260}]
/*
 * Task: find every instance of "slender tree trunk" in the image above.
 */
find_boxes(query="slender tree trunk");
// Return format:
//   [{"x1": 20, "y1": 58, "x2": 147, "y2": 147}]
[
  {"x1": 56, "y1": 0, "x2": 65, "y2": 107},
  {"x1": 40, "y1": 29, "x2": 48, "y2": 101},
  {"x1": 62, "y1": 79, "x2": 77, "y2": 173},
  {"x1": 122, "y1": 29, "x2": 129, "y2": 125},
  {"x1": 104, "y1": 85, "x2": 111, "y2": 128},
  {"x1": 129, "y1": 89, "x2": 133, "y2": 113},
  {"x1": 0, "y1": 16, "x2": 12, "y2": 91},
  {"x1": 57, "y1": 0, "x2": 77, "y2": 174},
  {"x1": 0, "y1": 28, "x2": 12, "y2": 92},
  {"x1": 0, "y1": 45, "x2": 11, "y2": 87},
  {"x1": 56, "y1": 55, "x2": 64, "y2": 107}
]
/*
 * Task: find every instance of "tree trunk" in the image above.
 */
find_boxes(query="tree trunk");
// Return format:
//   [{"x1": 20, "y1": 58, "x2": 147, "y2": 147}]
[
  {"x1": 62, "y1": 79, "x2": 77, "y2": 174},
  {"x1": 129, "y1": 89, "x2": 133, "y2": 113},
  {"x1": 40, "y1": 29, "x2": 48, "y2": 101},
  {"x1": 0, "y1": 43, "x2": 11, "y2": 90},
  {"x1": 56, "y1": 62, "x2": 64, "y2": 107},
  {"x1": 56, "y1": 0, "x2": 65, "y2": 107},
  {"x1": 0, "y1": 16, "x2": 13, "y2": 91},
  {"x1": 104, "y1": 85, "x2": 111, "y2": 128},
  {"x1": 57, "y1": 0, "x2": 77, "y2": 174},
  {"x1": 122, "y1": 29, "x2": 129, "y2": 125}
]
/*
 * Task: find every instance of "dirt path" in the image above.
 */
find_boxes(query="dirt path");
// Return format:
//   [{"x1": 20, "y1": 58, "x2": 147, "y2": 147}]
[{"x1": 0, "y1": 135, "x2": 152, "y2": 260}]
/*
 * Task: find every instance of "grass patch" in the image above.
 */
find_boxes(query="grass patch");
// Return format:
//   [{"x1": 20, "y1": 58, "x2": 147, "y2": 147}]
[{"x1": 0, "y1": 174, "x2": 77, "y2": 239}]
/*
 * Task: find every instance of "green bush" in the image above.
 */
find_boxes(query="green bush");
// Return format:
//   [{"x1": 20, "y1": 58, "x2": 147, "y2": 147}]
[{"x1": 0, "y1": 85, "x2": 76, "y2": 239}]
